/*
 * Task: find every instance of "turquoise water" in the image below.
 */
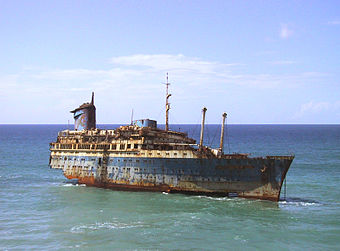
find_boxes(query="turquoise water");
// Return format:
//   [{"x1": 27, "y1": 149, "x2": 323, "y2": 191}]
[{"x1": 0, "y1": 125, "x2": 339, "y2": 250}]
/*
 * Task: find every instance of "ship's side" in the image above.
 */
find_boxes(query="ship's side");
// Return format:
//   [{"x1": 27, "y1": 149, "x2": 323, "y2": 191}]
[{"x1": 49, "y1": 126, "x2": 294, "y2": 201}]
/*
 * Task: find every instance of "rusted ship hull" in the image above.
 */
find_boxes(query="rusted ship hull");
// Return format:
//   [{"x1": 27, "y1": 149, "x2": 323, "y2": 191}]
[
  {"x1": 50, "y1": 153, "x2": 293, "y2": 201},
  {"x1": 49, "y1": 90, "x2": 294, "y2": 202}
]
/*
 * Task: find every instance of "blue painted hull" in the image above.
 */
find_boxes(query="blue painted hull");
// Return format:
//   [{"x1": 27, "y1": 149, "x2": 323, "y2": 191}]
[{"x1": 50, "y1": 154, "x2": 293, "y2": 201}]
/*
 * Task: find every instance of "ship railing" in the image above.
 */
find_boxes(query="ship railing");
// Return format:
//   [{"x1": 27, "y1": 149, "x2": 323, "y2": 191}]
[
  {"x1": 50, "y1": 141, "x2": 202, "y2": 152},
  {"x1": 50, "y1": 143, "x2": 138, "y2": 151},
  {"x1": 156, "y1": 143, "x2": 197, "y2": 146},
  {"x1": 57, "y1": 129, "x2": 119, "y2": 138}
]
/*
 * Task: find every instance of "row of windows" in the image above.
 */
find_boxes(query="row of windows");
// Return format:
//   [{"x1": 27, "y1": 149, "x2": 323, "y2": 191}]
[
  {"x1": 53, "y1": 151, "x2": 189, "y2": 159},
  {"x1": 108, "y1": 167, "x2": 197, "y2": 175},
  {"x1": 53, "y1": 143, "x2": 190, "y2": 151},
  {"x1": 52, "y1": 156, "x2": 202, "y2": 165},
  {"x1": 52, "y1": 161, "x2": 251, "y2": 180}
]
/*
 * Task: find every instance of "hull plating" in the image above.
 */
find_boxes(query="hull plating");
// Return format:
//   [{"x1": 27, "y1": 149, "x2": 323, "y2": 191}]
[{"x1": 50, "y1": 155, "x2": 293, "y2": 201}]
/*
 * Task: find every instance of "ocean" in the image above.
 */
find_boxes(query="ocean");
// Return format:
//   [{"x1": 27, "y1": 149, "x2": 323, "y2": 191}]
[{"x1": 0, "y1": 124, "x2": 339, "y2": 250}]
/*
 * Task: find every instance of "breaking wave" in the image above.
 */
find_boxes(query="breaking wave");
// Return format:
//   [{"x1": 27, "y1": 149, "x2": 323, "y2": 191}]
[
  {"x1": 70, "y1": 221, "x2": 143, "y2": 233},
  {"x1": 279, "y1": 197, "x2": 320, "y2": 207},
  {"x1": 62, "y1": 183, "x2": 86, "y2": 187}
]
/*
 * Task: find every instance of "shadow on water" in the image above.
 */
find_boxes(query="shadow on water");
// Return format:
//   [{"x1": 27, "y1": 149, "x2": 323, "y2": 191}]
[{"x1": 63, "y1": 179, "x2": 78, "y2": 185}]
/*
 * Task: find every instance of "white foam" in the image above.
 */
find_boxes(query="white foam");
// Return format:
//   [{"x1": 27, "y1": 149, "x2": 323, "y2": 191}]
[
  {"x1": 70, "y1": 221, "x2": 142, "y2": 233},
  {"x1": 162, "y1": 192, "x2": 169, "y2": 195},
  {"x1": 234, "y1": 235, "x2": 248, "y2": 243},
  {"x1": 62, "y1": 183, "x2": 86, "y2": 187},
  {"x1": 279, "y1": 201, "x2": 318, "y2": 207},
  {"x1": 194, "y1": 195, "x2": 234, "y2": 201},
  {"x1": 62, "y1": 183, "x2": 74, "y2": 187}
]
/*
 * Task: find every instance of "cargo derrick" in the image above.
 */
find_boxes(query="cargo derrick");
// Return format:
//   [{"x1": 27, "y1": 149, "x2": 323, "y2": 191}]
[{"x1": 50, "y1": 79, "x2": 294, "y2": 202}]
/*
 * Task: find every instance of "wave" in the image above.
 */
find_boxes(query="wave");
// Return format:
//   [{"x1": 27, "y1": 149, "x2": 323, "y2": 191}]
[
  {"x1": 193, "y1": 195, "x2": 235, "y2": 201},
  {"x1": 279, "y1": 197, "x2": 320, "y2": 206},
  {"x1": 62, "y1": 183, "x2": 86, "y2": 187},
  {"x1": 70, "y1": 221, "x2": 143, "y2": 233}
]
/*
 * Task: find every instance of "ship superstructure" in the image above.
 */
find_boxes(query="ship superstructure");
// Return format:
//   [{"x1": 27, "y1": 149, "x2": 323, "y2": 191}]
[{"x1": 49, "y1": 77, "x2": 294, "y2": 201}]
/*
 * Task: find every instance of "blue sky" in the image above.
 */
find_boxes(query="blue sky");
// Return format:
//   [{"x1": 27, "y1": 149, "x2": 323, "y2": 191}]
[{"x1": 1, "y1": 0, "x2": 340, "y2": 124}]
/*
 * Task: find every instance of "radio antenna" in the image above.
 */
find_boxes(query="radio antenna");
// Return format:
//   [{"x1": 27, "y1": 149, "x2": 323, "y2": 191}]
[{"x1": 164, "y1": 73, "x2": 172, "y2": 131}]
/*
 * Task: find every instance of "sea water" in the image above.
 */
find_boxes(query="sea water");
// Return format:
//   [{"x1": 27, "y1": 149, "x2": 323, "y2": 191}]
[{"x1": 0, "y1": 124, "x2": 339, "y2": 250}]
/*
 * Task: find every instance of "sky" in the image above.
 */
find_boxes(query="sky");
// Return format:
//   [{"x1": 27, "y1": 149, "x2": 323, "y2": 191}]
[{"x1": 1, "y1": 0, "x2": 340, "y2": 124}]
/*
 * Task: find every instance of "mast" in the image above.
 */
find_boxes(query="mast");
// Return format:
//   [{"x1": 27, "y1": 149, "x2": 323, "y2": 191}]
[
  {"x1": 165, "y1": 73, "x2": 171, "y2": 131},
  {"x1": 130, "y1": 109, "x2": 134, "y2": 125},
  {"x1": 199, "y1": 107, "x2": 207, "y2": 150},
  {"x1": 219, "y1": 112, "x2": 227, "y2": 153}
]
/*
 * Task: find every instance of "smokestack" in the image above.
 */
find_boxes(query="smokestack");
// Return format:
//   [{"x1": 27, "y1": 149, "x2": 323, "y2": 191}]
[
  {"x1": 219, "y1": 113, "x2": 227, "y2": 153},
  {"x1": 70, "y1": 93, "x2": 96, "y2": 130},
  {"x1": 199, "y1": 107, "x2": 207, "y2": 150}
]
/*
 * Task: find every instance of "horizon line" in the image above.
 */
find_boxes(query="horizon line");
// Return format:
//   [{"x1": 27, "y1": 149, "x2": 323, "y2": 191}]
[{"x1": 1, "y1": 123, "x2": 339, "y2": 126}]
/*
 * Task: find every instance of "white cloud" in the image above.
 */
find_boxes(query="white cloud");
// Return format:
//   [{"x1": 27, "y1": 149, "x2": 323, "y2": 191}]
[
  {"x1": 110, "y1": 54, "x2": 241, "y2": 75},
  {"x1": 0, "y1": 54, "x2": 328, "y2": 99},
  {"x1": 327, "y1": 20, "x2": 340, "y2": 25},
  {"x1": 295, "y1": 101, "x2": 340, "y2": 119},
  {"x1": 300, "y1": 101, "x2": 331, "y2": 113},
  {"x1": 280, "y1": 24, "x2": 293, "y2": 39},
  {"x1": 0, "y1": 54, "x2": 332, "y2": 123}
]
